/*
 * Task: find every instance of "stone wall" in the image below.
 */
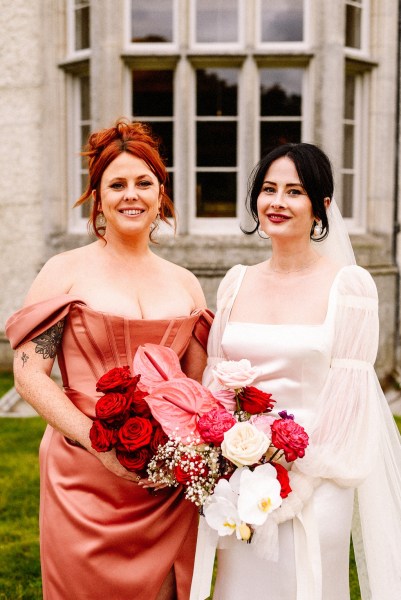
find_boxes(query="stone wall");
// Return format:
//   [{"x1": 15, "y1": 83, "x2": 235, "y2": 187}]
[{"x1": 0, "y1": 0, "x2": 46, "y2": 367}]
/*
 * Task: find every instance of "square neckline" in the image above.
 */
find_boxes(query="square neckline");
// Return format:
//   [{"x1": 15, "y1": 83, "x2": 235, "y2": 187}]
[{"x1": 226, "y1": 264, "x2": 348, "y2": 328}]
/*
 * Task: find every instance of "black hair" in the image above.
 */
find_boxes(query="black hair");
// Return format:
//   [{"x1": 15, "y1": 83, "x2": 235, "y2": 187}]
[{"x1": 244, "y1": 143, "x2": 334, "y2": 240}]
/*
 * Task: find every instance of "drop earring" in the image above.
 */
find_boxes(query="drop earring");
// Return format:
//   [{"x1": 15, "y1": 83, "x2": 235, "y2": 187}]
[
  {"x1": 257, "y1": 225, "x2": 269, "y2": 239},
  {"x1": 313, "y1": 221, "x2": 323, "y2": 237},
  {"x1": 97, "y1": 212, "x2": 106, "y2": 228}
]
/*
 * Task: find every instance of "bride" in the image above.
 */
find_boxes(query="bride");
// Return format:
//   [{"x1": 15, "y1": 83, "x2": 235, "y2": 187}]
[{"x1": 191, "y1": 143, "x2": 401, "y2": 600}]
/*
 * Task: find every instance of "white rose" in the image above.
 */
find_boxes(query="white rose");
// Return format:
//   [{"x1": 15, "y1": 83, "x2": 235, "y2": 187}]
[
  {"x1": 212, "y1": 359, "x2": 259, "y2": 390},
  {"x1": 221, "y1": 422, "x2": 270, "y2": 467}
]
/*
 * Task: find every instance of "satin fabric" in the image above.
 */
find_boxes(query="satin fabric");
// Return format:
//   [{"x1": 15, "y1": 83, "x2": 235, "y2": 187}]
[
  {"x1": 211, "y1": 271, "x2": 353, "y2": 600},
  {"x1": 191, "y1": 264, "x2": 401, "y2": 600},
  {"x1": 6, "y1": 295, "x2": 212, "y2": 600}
]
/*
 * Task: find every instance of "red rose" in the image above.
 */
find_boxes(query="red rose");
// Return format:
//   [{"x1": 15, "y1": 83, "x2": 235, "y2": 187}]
[
  {"x1": 197, "y1": 407, "x2": 236, "y2": 444},
  {"x1": 150, "y1": 424, "x2": 169, "y2": 454},
  {"x1": 95, "y1": 392, "x2": 130, "y2": 426},
  {"x1": 127, "y1": 387, "x2": 152, "y2": 418},
  {"x1": 118, "y1": 416, "x2": 153, "y2": 451},
  {"x1": 272, "y1": 462, "x2": 292, "y2": 499},
  {"x1": 96, "y1": 366, "x2": 135, "y2": 392},
  {"x1": 174, "y1": 454, "x2": 209, "y2": 485},
  {"x1": 116, "y1": 447, "x2": 152, "y2": 472},
  {"x1": 89, "y1": 420, "x2": 118, "y2": 452},
  {"x1": 238, "y1": 386, "x2": 275, "y2": 415},
  {"x1": 271, "y1": 418, "x2": 309, "y2": 462}
]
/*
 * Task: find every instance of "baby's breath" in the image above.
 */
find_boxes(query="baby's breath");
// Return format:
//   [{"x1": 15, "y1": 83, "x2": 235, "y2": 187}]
[{"x1": 147, "y1": 436, "x2": 230, "y2": 507}]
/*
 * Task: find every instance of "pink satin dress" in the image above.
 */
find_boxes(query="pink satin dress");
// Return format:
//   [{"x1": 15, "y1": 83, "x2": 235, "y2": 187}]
[{"x1": 6, "y1": 295, "x2": 212, "y2": 600}]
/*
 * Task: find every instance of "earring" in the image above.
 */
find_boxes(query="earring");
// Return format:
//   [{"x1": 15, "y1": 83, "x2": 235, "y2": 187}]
[
  {"x1": 257, "y1": 226, "x2": 269, "y2": 240},
  {"x1": 97, "y1": 212, "x2": 106, "y2": 228},
  {"x1": 150, "y1": 213, "x2": 160, "y2": 233},
  {"x1": 313, "y1": 222, "x2": 323, "y2": 238}
]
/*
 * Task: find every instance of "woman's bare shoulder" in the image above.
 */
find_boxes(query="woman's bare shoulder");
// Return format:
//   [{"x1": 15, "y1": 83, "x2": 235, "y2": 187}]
[{"x1": 23, "y1": 244, "x2": 97, "y2": 305}]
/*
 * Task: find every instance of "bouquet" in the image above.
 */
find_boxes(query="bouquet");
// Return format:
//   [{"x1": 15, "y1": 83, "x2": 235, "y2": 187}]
[
  {"x1": 199, "y1": 359, "x2": 309, "y2": 543},
  {"x1": 89, "y1": 345, "x2": 309, "y2": 545},
  {"x1": 89, "y1": 364, "x2": 168, "y2": 475}
]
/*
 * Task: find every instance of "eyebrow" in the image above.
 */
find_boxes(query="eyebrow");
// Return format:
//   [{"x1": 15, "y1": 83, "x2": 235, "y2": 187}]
[
  {"x1": 108, "y1": 173, "x2": 154, "y2": 181},
  {"x1": 263, "y1": 179, "x2": 304, "y2": 187}
]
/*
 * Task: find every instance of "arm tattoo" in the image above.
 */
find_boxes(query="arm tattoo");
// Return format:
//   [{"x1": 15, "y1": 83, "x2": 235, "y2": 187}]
[
  {"x1": 32, "y1": 319, "x2": 65, "y2": 359},
  {"x1": 21, "y1": 352, "x2": 29, "y2": 367}
]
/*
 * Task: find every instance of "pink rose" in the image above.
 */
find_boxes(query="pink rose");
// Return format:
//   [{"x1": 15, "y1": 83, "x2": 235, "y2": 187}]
[
  {"x1": 212, "y1": 389, "x2": 237, "y2": 412},
  {"x1": 271, "y1": 418, "x2": 309, "y2": 462},
  {"x1": 249, "y1": 414, "x2": 276, "y2": 436},
  {"x1": 212, "y1": 359, "x2": 259, "y2": 390},
  {"x1": 197, "y1": 407, "x2": 237, "y2": 445}
]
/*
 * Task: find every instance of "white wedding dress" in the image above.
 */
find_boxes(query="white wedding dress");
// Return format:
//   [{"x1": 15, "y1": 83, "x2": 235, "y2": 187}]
[{"x1": 190, "y1": 263, "x2": 401, "y2": 600}]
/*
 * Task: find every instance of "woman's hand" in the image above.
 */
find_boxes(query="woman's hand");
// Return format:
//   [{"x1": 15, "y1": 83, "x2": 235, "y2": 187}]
[{"x1": 93, "y1": 448, "x2": 169, "y2": 489}]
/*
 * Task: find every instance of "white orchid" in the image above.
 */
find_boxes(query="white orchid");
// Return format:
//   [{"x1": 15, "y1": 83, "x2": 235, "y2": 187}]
[
  {"x1": 237, "y1": 463, "x2": 282, "y2": 526},
  {"x1": 203, "y1": 479, "x2": 241, "y2": 537}
]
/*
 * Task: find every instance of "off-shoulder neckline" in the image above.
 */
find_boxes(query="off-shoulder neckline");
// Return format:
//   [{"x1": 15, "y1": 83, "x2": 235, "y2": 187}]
[
  {"x1": 22, "y1": 294, "x2": 204, "y2": 323},
  {"x1": 73, "y1": 301, "x2": 203, "y2": 322}
]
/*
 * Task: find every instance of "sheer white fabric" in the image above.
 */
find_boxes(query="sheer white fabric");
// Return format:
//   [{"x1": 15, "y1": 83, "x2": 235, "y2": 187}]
[
  {"x1": 315, "y1": 198, "x2": 356, "y2": 268},
  {"x1": 191, "y1": 264, "x2": 401, "y2": 600}
]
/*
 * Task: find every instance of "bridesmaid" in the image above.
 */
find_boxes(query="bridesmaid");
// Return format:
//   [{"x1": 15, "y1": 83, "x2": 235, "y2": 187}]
[{"x1": 6, "y1": 119, "x2": 211, "y2": 600}]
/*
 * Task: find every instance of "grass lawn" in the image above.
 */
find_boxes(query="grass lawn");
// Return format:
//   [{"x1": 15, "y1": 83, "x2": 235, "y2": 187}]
[
  {"x1": 0, "y1": 417, "x2": 46, "y2": 599},
  {"x1": 0, "y1": 372, "x2": 14, "y2": 397},
  {"x1": 1, "y1": 414, "x2": 400, "y2": 599}
]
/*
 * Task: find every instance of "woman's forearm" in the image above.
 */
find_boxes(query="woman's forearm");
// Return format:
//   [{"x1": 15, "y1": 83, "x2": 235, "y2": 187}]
[{"x1": 14, "y1": 370, "x2": 95, "y2": 452}]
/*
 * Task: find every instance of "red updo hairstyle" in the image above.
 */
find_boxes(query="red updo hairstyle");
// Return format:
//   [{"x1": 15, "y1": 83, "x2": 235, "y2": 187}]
[{"x1": 74, "y1": 118, "x2": 176, "y2": 240}]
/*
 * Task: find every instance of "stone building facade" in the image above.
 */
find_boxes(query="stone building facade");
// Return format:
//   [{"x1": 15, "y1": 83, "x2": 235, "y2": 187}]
[{"x1": 0, "y1": 0, "x2": 400, "y2": 384}]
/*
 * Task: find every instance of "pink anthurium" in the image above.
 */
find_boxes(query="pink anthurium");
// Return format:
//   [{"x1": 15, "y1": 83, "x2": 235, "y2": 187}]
[
  {"x1": 145, "y1": 378, "x2": 219, "y2": 438},
  {"x1": 133, "y1": 344, "x2": 187, "y2": 392}
]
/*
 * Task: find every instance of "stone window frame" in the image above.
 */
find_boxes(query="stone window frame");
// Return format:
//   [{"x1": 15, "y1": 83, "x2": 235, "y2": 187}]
[
  {"x1": 255, "y1": 0, "x2": 309, "y2": 49},
  {"x1": 123, "y1": 0, "x2": 312, "y2": 234},
  {"x1": 66, "y1": 0, "x2": 91, "y2": 57},
  {"x1": 124, "y1": 0, "x2": 179, "y2": 52},
  {"x1": 345, "y1": 0, "x2": 371, "y2": 55},
  {"x1": 339, "y1": 59, "x2": 377, "y2": 234}
]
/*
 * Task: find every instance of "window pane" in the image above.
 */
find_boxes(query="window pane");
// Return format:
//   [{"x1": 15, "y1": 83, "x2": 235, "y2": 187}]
[
  {"x1": 260, "y1": 69, "x2": 302, "y2": 116},
  {"x1": 260, "y1": 121, "x2": 301, "y2": 156},
  {"x1": 260, "y1": 0, "x2": 303, "y2": 42},
  {"x1": 343, "y1": 124, "x2": 354, "y2": 169},
  {"x1": 80, "y1": 76, "x2": 90, "y2": 120},
  {"x1": 80, "y1": 124, "x2": 91, "y2": 169},
  {"x1": 166, "y1": 172, "x2": 174, "y2": 204},
  {"x1": 344, "y1": 76, "x2": 355, "y2": 119},
  {"x1": 196, "y1": 172, "x2": 236, "y2": 217},
  {"x1": 80, "y1": 173, "x2": 91, "y2": 217},
  {"x1": 342, "y1": 173, "x2": 354, "y2": 218},
  {"x1": 131, "y1": 0, "x2": 173, "y2": 43},
  {"x1": 132, "y1": 70, "x2": 173, "y2": 117},
  {"x1": 345, "y1": 3, "x2": 362, "y2": 49},
  {"x1": 195, "y1": 0, "x2": 238, "y2": 43},
  {"x1": 148, "y1": 121, "x2": 174, "y2": 166},
  {"x1": 74, "y1": 3, "x2": 90, "y2": 51},
  {"x1": 197, "y1": 122, "x2": 237, "y2": 166},
  {"x1": 197, "y1": 69, "x2": 238, "y2": 116}
]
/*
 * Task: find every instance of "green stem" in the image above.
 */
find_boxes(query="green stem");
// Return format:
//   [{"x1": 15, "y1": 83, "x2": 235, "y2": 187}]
[{"x1": 268, "y1": 448, "x2": 284, "y2": 462}]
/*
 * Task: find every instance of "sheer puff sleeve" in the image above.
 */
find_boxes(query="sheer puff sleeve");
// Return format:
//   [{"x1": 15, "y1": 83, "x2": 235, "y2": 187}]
[
  {"x1": 296, "y1": 265, "x2": 401, "y2": 599},
  {"x1": 202, "y1": 264, "x2": 245, "y2": 388}
]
